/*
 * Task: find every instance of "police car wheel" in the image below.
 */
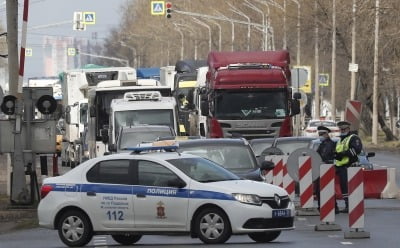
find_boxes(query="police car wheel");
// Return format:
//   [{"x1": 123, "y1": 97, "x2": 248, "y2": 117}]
[
  {"x1": 57, "y1": 210, "x2": 93, "y2": 247},
  {"x1": 195, "y1": 207, "x2": 231, "y2": 244},
  {"x1": 248, "y1": 231, "x2": 281, "y2": 243},
  {"x1": 111, "y1": 234, "x2": 142, "y2": 245}
]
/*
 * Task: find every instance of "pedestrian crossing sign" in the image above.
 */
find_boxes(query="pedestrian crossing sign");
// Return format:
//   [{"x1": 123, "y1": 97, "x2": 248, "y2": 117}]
[
  {"x1": 25, "y1": 48, "x2": 32, "y2": 57},
  {"x1": 83, "y1": 12, "x2": 96, "y2": 25},
  {"x1": 151, "y1": 1, "x2": 165, "y2": 15},
  {"x1": 319, "y1": 73, "x2": 329, "y2": 87},
  {"x1": 67, "y1": 48, "x2": 76, "y2": 56}
]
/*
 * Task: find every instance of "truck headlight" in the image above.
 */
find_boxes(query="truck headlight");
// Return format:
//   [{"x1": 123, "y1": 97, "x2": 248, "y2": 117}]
[{"x1": 232, "y1": 193, "x2": 262, "y2": 206}]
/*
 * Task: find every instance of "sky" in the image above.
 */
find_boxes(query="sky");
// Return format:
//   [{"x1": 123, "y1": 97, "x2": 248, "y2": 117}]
[{"x1": 0, "y1": 0, "x2": 130, "y2": 80}]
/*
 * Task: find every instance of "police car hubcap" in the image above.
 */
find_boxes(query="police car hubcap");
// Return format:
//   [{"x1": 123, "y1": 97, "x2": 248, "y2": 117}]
[
  {"x1": 62, "y1": 216, "x2": 84, "y2": 241},
  {"x1": 200, "y1": 213, "x2": 224, "y2": 239}
]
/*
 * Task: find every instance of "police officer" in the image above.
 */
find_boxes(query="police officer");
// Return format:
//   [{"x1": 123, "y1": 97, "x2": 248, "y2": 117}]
[
  {"x1": 334, "y1": 121, "x2": 363, "y2": 213},
  {"x1": 315, "y1": 126, "x2": 336, "y2": 211}
]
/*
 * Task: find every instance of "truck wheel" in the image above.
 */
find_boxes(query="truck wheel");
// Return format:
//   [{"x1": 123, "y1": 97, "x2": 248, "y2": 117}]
[
  {"x1": 111, "y1": 234, "x2": 142, "y2": 245},
  {"x1": 58, "y1": 210, "x2": 93, "y2": 247},
  {"x1": 248, "y1": 231, "x2": 281, "y2": 243},
  {"x1": 194, "y1": 207, "x2": 231, "y2": 244}
]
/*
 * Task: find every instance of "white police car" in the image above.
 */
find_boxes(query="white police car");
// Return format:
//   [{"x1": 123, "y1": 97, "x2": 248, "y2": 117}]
[{"x1": 38, "y1": 146, "x2": 294, "y2": 247}]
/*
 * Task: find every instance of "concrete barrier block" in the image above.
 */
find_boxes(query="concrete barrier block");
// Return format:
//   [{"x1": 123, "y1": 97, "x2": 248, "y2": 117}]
[{"x1": 381, "y1": 168, "x2": 400, "y2": 199}]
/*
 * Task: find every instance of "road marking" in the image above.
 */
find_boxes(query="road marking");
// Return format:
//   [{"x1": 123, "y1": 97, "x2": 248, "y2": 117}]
[
  {"x1": 297, "y1": 217, "x2": 307, "y2": 221},
  {"x1": 93, "y1": 236, "x2": 108, "y2": 247},
  {"x1": 340, "y1": 241, "x2": 354, "y2": 245}
]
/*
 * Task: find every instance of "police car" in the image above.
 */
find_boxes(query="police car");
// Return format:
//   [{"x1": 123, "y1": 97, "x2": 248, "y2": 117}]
[{"x1": 38, "y1": 145, "x2": 295, "y2": 247}]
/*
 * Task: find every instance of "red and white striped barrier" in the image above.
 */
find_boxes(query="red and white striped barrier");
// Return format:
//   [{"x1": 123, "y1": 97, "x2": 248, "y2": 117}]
[
  {"x1": 18, "y1": 0, "x2": 30, "y2": 93},
  {"x1": 272, "y1": 156, "x2": 284, "y2": 188},
  {"x1": 319, "y1": 164, "x2": 336, "y2": 222},
  {"x1": 299, "y1": 156, "x2": 313, "y2": 208},
  {"x1": 282, "y1": 156, "x2": 295, "y2": 200},
  {"x1": 381, "y1": 168, "x2": 400, "y2": 199},
  {"x1": 345, "y1": 167, "x2": 370, "y2": 238},
  {"x1": 315, "y1": 164, "x2": 341, "y2": 231}
]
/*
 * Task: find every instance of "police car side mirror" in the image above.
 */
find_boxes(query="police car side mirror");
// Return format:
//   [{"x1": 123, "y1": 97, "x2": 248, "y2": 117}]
[
  {"x1": 260, "y1": 160, "x2": 275, "y2": 171},
  {"x1": 167, "y1": 178, "x2": 186, "y2": 188}
]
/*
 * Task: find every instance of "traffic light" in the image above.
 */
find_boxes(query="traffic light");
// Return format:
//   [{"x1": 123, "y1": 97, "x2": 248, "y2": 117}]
[{"x1": 166, "y1": 2, "x2": 172, "y2": 18}]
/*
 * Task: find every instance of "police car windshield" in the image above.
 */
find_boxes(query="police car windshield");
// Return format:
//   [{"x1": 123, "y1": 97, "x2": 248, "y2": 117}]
[{"x1": 167, "y1": 157, "x2": 241, "y2": 183}]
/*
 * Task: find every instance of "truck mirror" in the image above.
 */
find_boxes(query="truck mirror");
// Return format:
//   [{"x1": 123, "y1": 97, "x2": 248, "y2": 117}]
[
  {"x1": 200, "y1": 101, "x2": 209, "y2": 116},
  {"x1": 100, "y1": 129, "x2": 109, "y2": 144},
  {"x1": 65, "y1": 112, "x2": 71, "y2": 125},
  {"x1": 293, "y1": 92, "x2": 301, "y2": 100},
  {"x1": 290, "y1": 99, "x2": 300, "y2": 116},
  {"x1": 108, "y1": 144, "x2": 117, "y2": 152},
  {"x1": 89, "y1": 106, "x2": 96, "y2": 117}
]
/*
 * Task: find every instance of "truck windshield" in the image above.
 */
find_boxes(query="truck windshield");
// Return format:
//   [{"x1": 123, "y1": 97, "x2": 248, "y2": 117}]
[
  {"x1": 214, "y1": 90, "x2": 288, "y2": 120},
  {"x1": 114, "y1": 110, "x2": 174, "y2": 138}
]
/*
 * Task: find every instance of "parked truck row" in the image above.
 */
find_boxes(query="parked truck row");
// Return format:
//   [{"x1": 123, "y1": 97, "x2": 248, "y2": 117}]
[{"x1": 56, "y1": 50, "x2": 300, "y2": 166}]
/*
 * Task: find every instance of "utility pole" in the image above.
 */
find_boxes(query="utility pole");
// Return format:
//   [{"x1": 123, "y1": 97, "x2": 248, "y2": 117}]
[
  {"x1": 331, "y1": 0, "x2": 337, "y2": 121},
  {"x1": 314, "y1": 0, "x2": 320, "y2": 119},
  {"x1": 350, "y1": 0, "x2": 357, "y2": 100},
  {"x1": 7, "y1": 0, "x2": 19, "y2": 96},
  {"x1": 372, "y1": 0, "x2": 380, "y2": 144}
]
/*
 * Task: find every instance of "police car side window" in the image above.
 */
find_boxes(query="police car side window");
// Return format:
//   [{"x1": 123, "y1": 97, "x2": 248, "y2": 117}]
[
  {"x1": 138, "y1": 161, "x2": 179, "y2": 187},
  {"x1": 87, "y1": 160, "x2": 132, "y2": 185}
]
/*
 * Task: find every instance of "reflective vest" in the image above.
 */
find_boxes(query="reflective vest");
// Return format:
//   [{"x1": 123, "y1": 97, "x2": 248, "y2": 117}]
[{"x1": 335, "y1": 134, "x2": 355, "y2": 166}]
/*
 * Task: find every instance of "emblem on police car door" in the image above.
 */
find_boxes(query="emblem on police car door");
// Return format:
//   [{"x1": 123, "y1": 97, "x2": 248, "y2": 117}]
[{"x1": 157, "y1": 201, "x2": 166, "y2": 219}]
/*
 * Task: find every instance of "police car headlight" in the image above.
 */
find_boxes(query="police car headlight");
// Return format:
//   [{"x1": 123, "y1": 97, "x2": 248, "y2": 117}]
[{"x1": 232, "y1": 193, "x2": 262, "y2": 206}]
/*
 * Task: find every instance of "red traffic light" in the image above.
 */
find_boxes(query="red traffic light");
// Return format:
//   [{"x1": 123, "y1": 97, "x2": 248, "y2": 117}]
[{"x1": 166, "y1": 2, "x2": 172, "y2": 9}]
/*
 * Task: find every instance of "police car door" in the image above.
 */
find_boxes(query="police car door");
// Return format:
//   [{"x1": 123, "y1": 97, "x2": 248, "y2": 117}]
[
  {"x1": 133, "y1": 160, "x2": 189, "y2": 230},
  {"x1": 83, "y1": 159, "x2": 134, "y2": 229}
]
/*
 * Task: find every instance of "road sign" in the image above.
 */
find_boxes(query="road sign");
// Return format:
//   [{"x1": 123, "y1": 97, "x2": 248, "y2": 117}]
[
  {"x1": 319, "y1": 73, "x2": 329, "y2": 87},
  {"x1": 345, "y1": 100, "x2": 362, "y2": 131},
  {"x1": 25, "y1": 48, "x2": 32, "y2": 57},
  {"x1": 73, "y1": 11, "x2": 86, "y2": 31},
  {"x1": 293, "y1": 65, "x2": 312, "y2": 94},
  {"x1": 291, "y1": 68, "x2": 308, "y2": 88},
  {"x1": 83, "y1": 12, "x2": 96, "y2": 25},
  {"x1": 151, "y1": 1, "x2": 165, "y2": 15},
  {"x1": 348, "y1": 63, "x2": 359, "y2": 72},
  {"x1": 67, "y1": 48, "x2": 76, "y2": 56}
]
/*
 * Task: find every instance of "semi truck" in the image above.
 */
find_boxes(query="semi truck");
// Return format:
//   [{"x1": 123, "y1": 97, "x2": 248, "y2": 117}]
[
  {"x1": 200, "y1": 51, "x2": 300, "y2": 139},
  {"x1": 86, "y1": 81, "x2": 178, "y2": 159},
  {"x1": 173, "y1": 60, "x2": 207, "y2": 135},
  {"x1": 60, "y1": 66, "x2": 136, "y2": 166}
]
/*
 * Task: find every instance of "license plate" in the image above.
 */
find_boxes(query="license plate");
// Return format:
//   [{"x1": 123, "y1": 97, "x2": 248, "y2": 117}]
[{"x1": 272, "y1": 209, "x2": 291, "y2": 218}]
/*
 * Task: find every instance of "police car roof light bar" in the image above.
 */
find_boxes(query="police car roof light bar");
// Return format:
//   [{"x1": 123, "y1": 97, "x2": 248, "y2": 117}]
[{"x1": 128, "y1": 145, "x2": 179, "y2": 154}]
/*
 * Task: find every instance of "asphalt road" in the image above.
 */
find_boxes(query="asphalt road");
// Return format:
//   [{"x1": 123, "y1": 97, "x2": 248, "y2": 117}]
[{"x1": 0, "y1": 198, "x2": 399, "y2": 248}]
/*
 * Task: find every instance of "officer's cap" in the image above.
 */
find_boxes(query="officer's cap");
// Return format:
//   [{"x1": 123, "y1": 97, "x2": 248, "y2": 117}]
[
  {"x1": 337, "y1": 121, "x2": 351, "y2": 129},
  {"x1": 317, "y1": 126, "x2": 331, "y2": 133}
]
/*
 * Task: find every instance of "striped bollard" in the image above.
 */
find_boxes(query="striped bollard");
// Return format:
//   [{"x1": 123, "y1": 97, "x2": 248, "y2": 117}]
[
  {"x1": 282, "y1": 156, "x2": 295, "y2": 201},
  {"x1": 297, "y1": 156, "x2": 319, "y2": 216},
  {"x1": 272, "y1": 156, "x2": 284, "y2": 188},
  {"x1": 315, "y1": 164, "x2": 341, "y2": 231},
  {"x1": 344, "y1": 167, "x2": 370, "y2": 238}
]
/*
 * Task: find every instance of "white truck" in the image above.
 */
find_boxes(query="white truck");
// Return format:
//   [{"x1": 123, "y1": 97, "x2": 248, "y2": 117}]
[
  {"x1": 60, "y1": 66, "x2": 136, "y2": 167},
  {"x1": 86, "y1": 80, "x2": 178, "y2": 159}
]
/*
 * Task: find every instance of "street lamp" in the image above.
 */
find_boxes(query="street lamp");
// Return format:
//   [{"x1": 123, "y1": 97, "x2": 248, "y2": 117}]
[
  {"x1": 120, "y1": 41, "x2": 137, "y2": 68},
  {"x1": 172, "y1": 24, "x2": 184, "y2": 60},
  {"x1": 174, "y1": 22, "x2": 198, "y2": 59},
  {"x1": 254, "y1": 0, "x2": 273, "y2": 50},
  {"x1": 214, "y1": 10, "x2": 235, "y2": 51},
  {"x1": 243, "y1": 0, "x2": 265, "y2": 50},
  {"x1": 227, "y1": 2, "x2": 251, "y2": 51},
  {"x1": 207, "y1": 19, "x2": 222, "y2": 51},
  {"x1": 191, "y1": 17, "x2": 212, "y2": 52},
  {"x1": 289, "y1": 0, "x2": 301, "y2": 65},
  {"x1": 265, "y1": 0, "x2": 287, "y2": 49}
]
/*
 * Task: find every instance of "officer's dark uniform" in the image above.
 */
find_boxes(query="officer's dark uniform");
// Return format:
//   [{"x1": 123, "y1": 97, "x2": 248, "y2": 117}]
[
  {"x1": 334, "y1": 121, "x2": 363, "y2": 213},
  {"x1": 315, "y1": 126, "x2": 336, "y2": 211}
]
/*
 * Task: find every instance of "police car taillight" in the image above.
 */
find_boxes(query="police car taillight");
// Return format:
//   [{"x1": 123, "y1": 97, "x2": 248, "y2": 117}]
[{"x1": 40, "y1": 184, "x2": 53, "y2": 199}]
